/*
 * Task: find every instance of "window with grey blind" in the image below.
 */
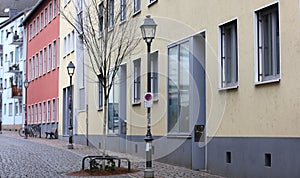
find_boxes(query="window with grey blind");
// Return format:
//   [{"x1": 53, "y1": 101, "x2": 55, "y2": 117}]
[
  {"x1": 108, "y1": 0, "x2": 114, "y2": 28},
  {"x1": 133, "y1": 59, "x2": 141, "y2": 104},
  {"x1": 98, "y1": 2, "x2": 104, "y2": 36},
  {"x1": 133, "y1": 0, "x2": 141, "y2": 14},
  {"x1": 256, "y1": 3, "x2": 280, "y2": 82},
  {"x1": 219, "y1": 20, "x2": 238, "y2": 88},
  {"x1": 120, "y1": 0, "x2": 126, "y2": 21},
  {"x1": 150, "y1": 51, "x2": 158, "y2": 100}
]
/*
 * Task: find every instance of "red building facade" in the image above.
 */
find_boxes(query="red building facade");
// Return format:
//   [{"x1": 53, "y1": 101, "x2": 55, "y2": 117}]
[{"x1": 23, "y1": 0, "x2": 59, "y2": 131}]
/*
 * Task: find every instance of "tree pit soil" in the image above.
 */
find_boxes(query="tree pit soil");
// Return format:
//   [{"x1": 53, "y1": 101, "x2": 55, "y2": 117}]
[{"x1": 66, "y1": 168, "x2": 139, "y2": 177}]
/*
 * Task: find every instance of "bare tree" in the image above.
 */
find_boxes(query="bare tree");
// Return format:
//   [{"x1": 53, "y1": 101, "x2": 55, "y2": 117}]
[{"x1": 60, "y1": 0, "x2": 141, "y2": 160}]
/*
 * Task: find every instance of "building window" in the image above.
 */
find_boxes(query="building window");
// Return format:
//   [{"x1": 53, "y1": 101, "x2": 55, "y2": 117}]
[
  {"x1": 168, "y1": 41, "x2": 190, "y2": 134},
  {"x1": 31, "y1": 56, "x2": 35, "y2": 79},
  {"x1": 49, "y1": 3, "x2": 53, "y2": 21},
  {"x1": 47, "y1": 101, "x2": 51, "y2": 122},
  {"x1": 35, "y1": 53, "x2": 39, "y2": 78},
  {"x1": 98, "y1": 78, "x2": 103, "y2": 109},
  {"x1": 10, "y1": 51, "x2": 13, "y2": 63},
  {"x1": 48, "y1": 44, "x2": 52, "y2": 72},
  {"x1": 39, "y1": 50, "x2": 43, "y2": 75},
  {"x1": 39, "y1": 103, "x2": 42, "y2": 123},
  {"x1": 148, "y1": 0, "x2": 157, "y2": 6},
  {"x1": 98, "y1": 2, "x2": 104, "y2": 36},
  {"x1": 63, "y1": 37, "x2": 67, "y2": 56},
  {"x1": 4, "y1": 104, "x2": 6, "y2": 115},
  {"x1": 28, "y1": 59, "x2": 31, "y2": 81},
  {"x1": 52, "y1": 40, "x2": 57, "y2": 69},
  {"x1": 43, "y1": 102, "x2": 46, "y2": 122},
  {"x1": 67, "y1": 33, "x2": 71, "y2": 53},
  {"x1": 35, "y1": 104, "x2": 38, "y2": 123},
  {"x1": 15, "y1": 102, "x2": 18, "y2": 115},
  {"x1": 54, "y1": 0, "x2": 57, "y2": 17},
  {"x1": 133, "y1": 0, "x2": 141, "y2": 14},
  {"x1": 219, "y1": 19, "x2": 238, "y2": 88},
  {"x1": 108, "y1": 0, "x2": 114, "y2": 28},
  {"x1": 33, "y1": 20, "x2": 36, "y2": 35},
  {"x1": 255, "y1": 3, "x2": 280, "y2": 82},
  {"x1": 120, "y1": 0, "x2": 126, "y2": 21},
  {"x1": 19, "y1": 102, "x2": 22, "y2": 114},
  {"x1": 43, "y1": 47, "x2": 47, "y2": 74},
  {"x1": 40, "y1": 12, "x2": 43, "y2": 30},
  {"x1": 44, "y1": 8, "x2": 48, "y2": 25},
  {"x1": 108, "y1": 71, "x2": 119, "y2": 134},
  {"x1": 132, "y1": 58, "x2": 141, "y2": 104},
  {"x1": 8, "y1": 103, "x2": 12, "y2": 116},
  {"x1": 79, "y1": 88, "x2": 85, "y2": 110},
  {"x1": 15, "y1": 46, "x2": 19, "y2": 62},
  {"x1": 29, "y1": 24, "x2": 33, "y2": 39},
  {"x1": 52, "y1": 99, "x2": 56, "y2": 121},
  {"x1": 71, "y1": 31, "x2": 74, "y2": 52},
  {"x1": 36, "y1": 17, "x2": 39, "y2": 32},
  {"x1": 150, "y1": 51, "x2": 158, "y2": 100}
]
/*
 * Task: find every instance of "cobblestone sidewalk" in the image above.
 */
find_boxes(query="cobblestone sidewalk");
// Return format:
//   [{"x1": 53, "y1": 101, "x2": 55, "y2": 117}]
[{"x1": 1, "y1": 131, "x2": 223, "y2": 178}]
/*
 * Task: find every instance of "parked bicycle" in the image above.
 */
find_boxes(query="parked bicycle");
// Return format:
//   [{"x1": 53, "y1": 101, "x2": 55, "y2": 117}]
[{"x1": 18, "y1": 124, "x2": 41, "y2": 138}]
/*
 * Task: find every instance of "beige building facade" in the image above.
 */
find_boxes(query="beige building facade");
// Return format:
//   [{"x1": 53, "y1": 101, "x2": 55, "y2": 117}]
[{"x1": 59, "y1": 0, "x2": 300, "y2": 177}]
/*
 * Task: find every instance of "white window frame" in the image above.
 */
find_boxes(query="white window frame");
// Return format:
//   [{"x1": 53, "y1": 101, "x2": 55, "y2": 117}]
[
  {"x1": 40, "y1": 12, "x2": 43, "y2": 31},
  {"x1": 108, "y1": 0, "x2": 114, "y2": 29},
  {"x1": 31, "y1": 56, "x2": 35, "y2": 79},
  {"x1": 132, "y1": 58, "x2": 141, "y2": 104},
  {"x1": 150, "y1": 51, "x2": 158, "y2": 100},
  {"x1": 44, "y1": 8, "x2": 48, "y2": 26},
  {"x1": 49, "y1": 2, "x2": 53, "y2": 21},
  {"x1": 98, "y1": 2, "x2": 104, "y2": 36},
  {"x1": 254, "y1": 3, "x2": 280, "y2": 84},
  {"x1": 63, "y1": 37, "x2": 67, "y2": 56},
  {"x1": 54, "y1": 0, "x2": 57, "y2": 17},
  {"x1": 48, "y1": 44, "x2": 52, "y2": 72},
  {"x1": 47, "y1": 100, "x2": 51, "y2": 122},
  {"x1": 35, "y1": 53, "x2": 39, "y2": 78},
  {"x1": 98, "y1": 78, "x2": 103, "y2": 109},
  {"x1": 43, "y1": 47, "x2": 47, "y2": 74},
  {"x1": 218, "y1": 19, "x2": 238, "y2": 89},
  {"x1": 39, "y1": 50, "x2": 43, "y2": 76},
  {"x1": 148, "y1": 0, "x2": 157, "y2": 6},
  {"x1": 52, "y1": 40, "x2": 57, "y2": 69},
  {"x1": 120, "y1": 0, "x2": 126, "y2": 22},
  {"x1": 133, "y1": 0, "x2": 141, "y2": 14},
  {"x1": 52, "y1": 99, "x2": 56, "y2": 121}
]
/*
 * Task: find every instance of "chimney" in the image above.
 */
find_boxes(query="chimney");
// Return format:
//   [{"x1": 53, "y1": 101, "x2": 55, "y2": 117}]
[{"x1": 9, "y1": 8, "x2": 18, "y2": 18}]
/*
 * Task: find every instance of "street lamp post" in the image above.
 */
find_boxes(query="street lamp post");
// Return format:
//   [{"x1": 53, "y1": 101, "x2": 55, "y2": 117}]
[
  {"x1": 67, "y1": 61, "x2": 75, "y2": 149},
  {"x1": 24, "y1": 79, "x2": 29, "y2": 139},
  {"x1": 140, "y1": 15, "x2": 157, "y2": 178}
]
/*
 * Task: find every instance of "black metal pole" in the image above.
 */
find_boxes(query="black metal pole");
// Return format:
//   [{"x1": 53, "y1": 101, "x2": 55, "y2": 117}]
[
  {"x1": 68, "y1": 75, "x2": 74, "y2": 149},
  {"x1": 24, "y1": 87, "x2": 28, "y2": 139},
  {"x1": 144, "y1": 41, "x2": 154, "y2": 178}
]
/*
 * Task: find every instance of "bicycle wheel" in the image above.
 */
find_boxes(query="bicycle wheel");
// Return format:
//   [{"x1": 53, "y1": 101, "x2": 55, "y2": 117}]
[{"x1": 18, "y1": 128, "x2": 25, "y2": 137}]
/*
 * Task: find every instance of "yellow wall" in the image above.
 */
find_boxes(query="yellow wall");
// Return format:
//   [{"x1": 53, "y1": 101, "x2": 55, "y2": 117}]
[{"x1": 73, "y1": 0, "x2": 300, "y2": 138}]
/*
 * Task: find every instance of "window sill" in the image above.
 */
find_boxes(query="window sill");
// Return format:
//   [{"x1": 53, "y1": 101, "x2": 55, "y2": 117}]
[
  {"x1": 218, "y1": 85, "x2": 239, "y2": 91},
  {"x1": 107, "y1": 134, "x2": 119, "y2": 137},
  {"x1": 119, "y1": 19, "x2": 127, "y2": 26},
  {"x1": 148, "y1": 0, "x2": 158, "y2": 7},
  {"x1": 255, "y1": 78, "x2": 280, "y2": 86},
  {"x1": 167, "y1": 134, "x2": 192, "y2": 139},
  {"x1": 132, "y1": 10, "x2": 141, "y2": 17},
  {"x1": 132, "y1": 101, "x2": 141, "y2": 106},
  {"x1": 98, "y1": 107, "x2": 103, "y2": 111}
]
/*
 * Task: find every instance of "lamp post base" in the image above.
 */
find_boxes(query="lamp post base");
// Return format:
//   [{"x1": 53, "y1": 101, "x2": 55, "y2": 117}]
[
  {"x1": 144, "y1": 168, "x2": 154, "y2": 178},
  {"x1": 67, "y1": 143, "x2": 73, "y2": 149}
]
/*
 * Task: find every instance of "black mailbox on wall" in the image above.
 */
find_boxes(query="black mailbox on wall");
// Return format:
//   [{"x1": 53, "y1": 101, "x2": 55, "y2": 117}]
[{"x1": 194, "y1": 125, "x2": 205, "y2": 142}]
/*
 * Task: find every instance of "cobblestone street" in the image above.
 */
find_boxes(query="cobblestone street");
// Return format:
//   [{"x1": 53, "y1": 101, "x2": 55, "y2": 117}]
[{"x1": 0, "y1": 131, "x2": 223, "y2": 178}]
